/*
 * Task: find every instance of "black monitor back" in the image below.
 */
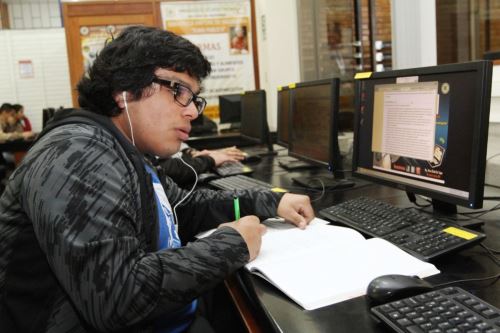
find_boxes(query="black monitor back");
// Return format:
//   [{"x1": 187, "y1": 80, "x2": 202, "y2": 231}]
[
  {"x1": 219, "y1": 94, "x2": 242, "y2": 124},
  {"x1": 240, "y1": 90, "x2": 270, "y2": 145},
  {"x1": 277, "y1": 86, "x2": 291, "y2": 148},
  {"x1": 288, "y1": 78, "x2": 342, "y2": 171}
]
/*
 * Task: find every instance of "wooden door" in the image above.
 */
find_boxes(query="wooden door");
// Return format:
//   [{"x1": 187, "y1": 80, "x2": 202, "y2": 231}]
[{"x1": 62, "y1": 1, "x2": 159, "y2": 106}]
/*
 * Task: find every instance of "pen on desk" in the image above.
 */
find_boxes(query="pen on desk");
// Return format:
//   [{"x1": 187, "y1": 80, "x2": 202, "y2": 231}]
[{"x1": 233, "y1": 196, "x2": 240, "y2": 221}]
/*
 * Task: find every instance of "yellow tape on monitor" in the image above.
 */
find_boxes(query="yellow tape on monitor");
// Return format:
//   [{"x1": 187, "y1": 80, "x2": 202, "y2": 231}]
[{"x1": 354, "y1": 72, "x2": 372, "y2": 79}]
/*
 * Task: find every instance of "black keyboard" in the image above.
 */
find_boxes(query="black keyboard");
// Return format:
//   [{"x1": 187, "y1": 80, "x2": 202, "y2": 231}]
[
  {"x1": 208, "y1": 175, "x2": 275, "y2": 191},
  {"x1": 371, "y1": 287, "x2": 500, "y2": 333},
  {"x1": 214, "y1": 161, "x2": 253, "y2": 177},
  {"x1": 319, "y1": 197, "x2": 485, "y2": 261}
]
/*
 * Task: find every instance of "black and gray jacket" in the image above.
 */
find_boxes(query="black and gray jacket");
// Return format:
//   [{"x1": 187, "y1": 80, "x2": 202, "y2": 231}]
[{"x1": 0, "y1": 109, "x2": 283, "y2": 332}]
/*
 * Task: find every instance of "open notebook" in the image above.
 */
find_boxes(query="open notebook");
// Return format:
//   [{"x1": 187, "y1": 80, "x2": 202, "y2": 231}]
[{"x1": 245, "y1": 218, "x2": 440, "y2": 310}]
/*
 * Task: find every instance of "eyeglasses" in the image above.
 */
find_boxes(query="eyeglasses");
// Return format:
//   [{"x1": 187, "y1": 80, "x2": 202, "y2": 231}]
[{"x1": 152, "y1": 77, "x2": 207, "y2": 115}]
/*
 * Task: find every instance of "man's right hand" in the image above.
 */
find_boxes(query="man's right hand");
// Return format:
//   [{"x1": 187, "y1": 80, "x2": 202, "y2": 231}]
[{"x1": 218, "y1": 215, "x2": 266, "y2": 261}]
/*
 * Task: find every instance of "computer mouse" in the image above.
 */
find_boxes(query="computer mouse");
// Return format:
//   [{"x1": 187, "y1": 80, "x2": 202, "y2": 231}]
[
  {"x1": 366, "y1": 274, "x2": 433, "y2": 305},
  {"x1": 242, "y1": 154, "x2": 262, "y2": 164},
  {"x1": 197, "y1": 172, "x2": 219, "y2": 183}
]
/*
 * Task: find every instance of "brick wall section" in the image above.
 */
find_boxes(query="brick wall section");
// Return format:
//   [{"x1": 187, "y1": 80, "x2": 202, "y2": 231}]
[{"x1": 436, "y1": 0, "x2": 458, "y2": 64}]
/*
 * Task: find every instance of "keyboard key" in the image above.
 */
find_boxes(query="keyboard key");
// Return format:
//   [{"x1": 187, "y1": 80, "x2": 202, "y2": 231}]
[{"x1": 371, "y1": 287, "x2": 500, "y2": 333}]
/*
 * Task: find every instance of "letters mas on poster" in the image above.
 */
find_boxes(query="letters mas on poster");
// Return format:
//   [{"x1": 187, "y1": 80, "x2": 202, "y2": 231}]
[{"x1": 161, "y1": 0, "x2": 256, "y2": 119}]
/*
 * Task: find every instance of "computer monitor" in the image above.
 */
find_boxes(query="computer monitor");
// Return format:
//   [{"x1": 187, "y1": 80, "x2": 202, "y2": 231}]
[
  {"x1": 219, "y1": 94, "x2": 242, "y2": 131},
  {"x1": 352, "y1": 61, "x2": 492, "y2": 222},
  {"x1": 276, "y1": 86, "x2": 291, "y2": 148},
  {"x1": 240, "y1": 89, "x2": 273, "y2": 152},
  {"x1": 288, "y1": 78, "x2": 342, "y2": 171},
  {"x1": 287, "y1": 78, "x2": 353, "y2": 189}
]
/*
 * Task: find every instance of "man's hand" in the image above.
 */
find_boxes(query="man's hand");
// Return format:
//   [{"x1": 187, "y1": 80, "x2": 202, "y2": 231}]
[
  {"x1": 277, "y1": 193, "x2": 315, "y2": 229},
  {"x1": 192, "y1": 146, "x2": 245, "y2": 166},
  {"x1": 220, "y1": 146, "x2": 246, "y2": 160},
  {"x1": 219, "y1": 215, "x2": 266, "y2": 261}
]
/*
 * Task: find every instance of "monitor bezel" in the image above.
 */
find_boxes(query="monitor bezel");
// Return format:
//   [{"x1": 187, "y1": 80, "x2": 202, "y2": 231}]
[
  {"x1": 352, "y1": 60, "x2": 492, "y2": 209},
  {"x1": 240, "y1": 89, "x2": 269, "y2": 145},
  {"x1": 276, "y1": 86, "x2": 291, "y2": 148},
  {"x1": 288, "y1": 78, "x2": 341, "y2": 170}
]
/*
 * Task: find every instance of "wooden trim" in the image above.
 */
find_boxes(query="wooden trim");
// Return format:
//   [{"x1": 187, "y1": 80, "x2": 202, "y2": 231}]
[
  {"x1": 250, "y1": 0, "x2": 260, "y2": 89},
  {"x1": 1, "y1": 3, "x2": 10, "y2": 29},
  {"x1": 65, "y1": 2, "x2": 154, "y2": 17},
  {"x1": 225, "y1": 275, "x2": 264, "y2": 333}
]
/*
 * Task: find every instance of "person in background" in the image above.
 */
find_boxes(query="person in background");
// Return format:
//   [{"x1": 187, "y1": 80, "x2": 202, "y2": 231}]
[
  {"x1": 12, "y1": 104, "x2": 32, "y2": 132},
  {"x1": 0, "y1": 103, "x2": 32, "y2": 142},
  {"x1": 0, "y1": 26, "x2": 314, "y2": 332}
]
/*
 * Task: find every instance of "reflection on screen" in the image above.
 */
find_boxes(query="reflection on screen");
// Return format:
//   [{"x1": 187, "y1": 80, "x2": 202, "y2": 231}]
[{"x1": 290, "y1": 84, "x2": 332, "y2": 163}]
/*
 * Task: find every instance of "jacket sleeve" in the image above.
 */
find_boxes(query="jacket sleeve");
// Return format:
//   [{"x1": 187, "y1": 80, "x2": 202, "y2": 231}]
[
  {"x1": 159, "y1": 173, "x2": 285, "y2": 242},
  {"x1": 158, "y1": 155, "x2": 215, "y2": 187},
  {"x1": 20, "y1": 129, "x2": 250, "y2": 332}
]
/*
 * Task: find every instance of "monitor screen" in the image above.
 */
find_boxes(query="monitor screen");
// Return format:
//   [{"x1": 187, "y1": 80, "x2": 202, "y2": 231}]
[
  {"x1": 219, "y1": 94, "x2": 242, "y2": 124},
  {"x1": 277, "y1": 86, "x2": 291, "y2": 147},
  {"x1": 288, "y1": 78, "x2": 341, "y2": 168},
  {"x1": 240, "y1": 89, "x2": 269, "y2": 144},
  {"x1": 353, "y1": 61, "x2": 492, "y2": 210}
]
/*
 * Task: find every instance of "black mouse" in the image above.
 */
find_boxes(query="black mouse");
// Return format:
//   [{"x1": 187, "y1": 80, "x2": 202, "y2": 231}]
[
  {"x1": 366, "y1": 274, "x2": 433, "y2": 305},
  {"x1": 242, "y1": 154, "x2": 262, "y2": 164}
]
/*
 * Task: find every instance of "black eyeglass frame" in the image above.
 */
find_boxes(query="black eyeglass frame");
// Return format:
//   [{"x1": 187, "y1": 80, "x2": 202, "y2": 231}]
[{"x1": 152, "y1": 77, "x2": 207, "y2": 115}]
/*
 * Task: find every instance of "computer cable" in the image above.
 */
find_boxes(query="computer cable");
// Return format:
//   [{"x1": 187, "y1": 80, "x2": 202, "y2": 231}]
[
  {"x1": 463, "y1": 202, "x2": 500, "y2": 219},
  {"x1": 479, "y1": 244, "x2": 500, "y2": 266},
  {"x1": 303, "y1": 178, "x2": 326, "y2": 202},
  {"x1": 406, "y1": 192, "x2": 432, "y2": 208},
  {"x1": 486, "y1": 152, "x2": 500, "y2": 161},
  {"x1": 480, "y1": 243, "x2": 500, "y2": 255},
  {"x1": 431, "y1": 272, "x2": 500, "y2": 289},
  {"x1": 173, "y1": 156, "x2": 199, "y2": 226},
  {"x1": 483, "y1": 196, "x2": 500, "y2": 200}
]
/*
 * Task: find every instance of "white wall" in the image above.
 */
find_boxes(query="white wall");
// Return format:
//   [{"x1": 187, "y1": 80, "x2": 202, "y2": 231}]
[
  {"x1": 391, "y1": 0, "x2": 437, "y2": 69},
  {"x1": 0, "y1": 28, "x2": 72, "y2": 132},
  {"x1": 491, "y1": 65, "x2": 500, "y2": 123},
  {"x1": 254, "y1": 0, "x2": 301, "y2": 130}
]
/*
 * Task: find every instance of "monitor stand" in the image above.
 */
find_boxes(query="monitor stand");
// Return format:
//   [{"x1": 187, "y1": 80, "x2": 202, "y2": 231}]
[
  {"x1": 220, "y1": 122, "x2": 241, "y2": 133},
  {"x1": 279, "y1": 159, "x2": 317, "y2": 171},
  {"x1": 408, "y1": 194, "x2": 484, "y2": 228},
  {"x1": 291, "y1": 175, "x2": 355, "y2": 190}
]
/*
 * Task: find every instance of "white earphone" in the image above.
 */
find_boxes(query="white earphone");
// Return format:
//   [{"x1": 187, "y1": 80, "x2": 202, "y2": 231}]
[{"x1": 122, "y1": 91, "x2": 135, "y2": 146}]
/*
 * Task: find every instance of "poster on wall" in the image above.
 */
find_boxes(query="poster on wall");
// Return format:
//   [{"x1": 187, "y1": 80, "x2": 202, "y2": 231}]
[
  {"x1": 18, "y1": 60, "x2": 34, "y2": 78},
  {"x1": 161, "y1": 0, "x2": 256, "y2": 119},
  {"x1": 80, "y1": 25, "x2": 129, "y2": 72}
]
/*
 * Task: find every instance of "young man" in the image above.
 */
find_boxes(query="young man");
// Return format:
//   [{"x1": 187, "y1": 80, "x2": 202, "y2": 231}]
[{"x1": 0, "y1": 26, "x2": 314, "y2": 332}]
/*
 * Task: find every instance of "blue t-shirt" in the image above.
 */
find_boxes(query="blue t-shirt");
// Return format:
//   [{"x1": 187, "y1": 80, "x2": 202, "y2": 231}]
[{"x1": 145, "y1": 165, "x2": 197, "y2": 333}]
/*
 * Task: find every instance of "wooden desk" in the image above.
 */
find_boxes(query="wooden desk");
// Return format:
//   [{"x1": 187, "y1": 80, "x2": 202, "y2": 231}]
[{"x1": 225, "y1": 154, "x2": 500, "y2": 333}]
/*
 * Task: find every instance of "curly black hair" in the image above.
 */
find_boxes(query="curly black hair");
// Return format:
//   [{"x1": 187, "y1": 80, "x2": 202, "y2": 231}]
[{"x1": 77, "y1": 26, "x2": 211, "y2": 116}]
